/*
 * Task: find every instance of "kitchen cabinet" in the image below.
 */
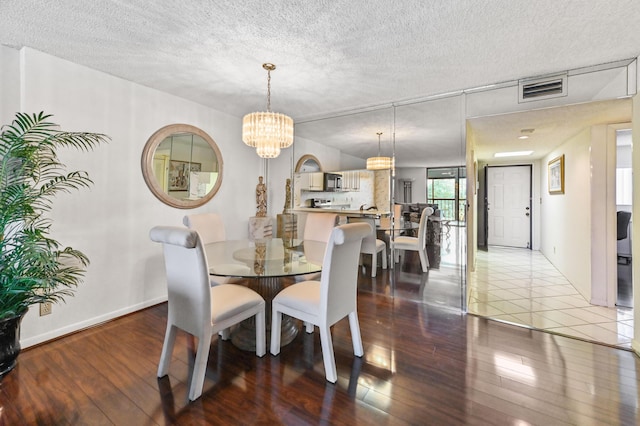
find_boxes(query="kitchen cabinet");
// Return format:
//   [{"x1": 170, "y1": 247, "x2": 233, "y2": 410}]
[
  {"x1": 342, "y1": 170, "x2": 360, "y2": 191},
  {"x1": 295, "y1": 172, "x2": 324, "y2": 191}
]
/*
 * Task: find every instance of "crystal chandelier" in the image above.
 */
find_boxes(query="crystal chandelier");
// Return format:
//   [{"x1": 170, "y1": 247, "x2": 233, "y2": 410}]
[
  {"x1": 366, "y1": 132, "x2": 393, "y2": 170},
  {"x1": 242, "y1": 63, "x2": 294, "y2": 159}
]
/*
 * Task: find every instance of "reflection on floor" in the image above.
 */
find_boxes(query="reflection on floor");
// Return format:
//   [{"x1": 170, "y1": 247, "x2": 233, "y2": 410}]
[
  {"x1": 359, "y1": 225, "x2": 634, "y2": 349},
  {"x1": 618, "y1": 258, "x2": 633, "y2": 308},
  {"x1": 358, "y1": 224, "x2": 465, "y2": 311},
  {"x1": 469, "y1": 246, "x2": 634, "y2": 349}
]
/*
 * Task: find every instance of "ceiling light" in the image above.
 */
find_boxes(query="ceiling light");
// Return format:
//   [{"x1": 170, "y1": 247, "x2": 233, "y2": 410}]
[
  {"x1": 519, "y1": 128, "x2": 534, "y2": 140},
  {"x1": 242, "y1": 63, "x2": 294, "y2": 159},
  {"x1": 494, "y1": 150, "x2": 533, "y2": 158},
  {"x1": 366, "y1": 132, "x2": 393, "y2": 170}
]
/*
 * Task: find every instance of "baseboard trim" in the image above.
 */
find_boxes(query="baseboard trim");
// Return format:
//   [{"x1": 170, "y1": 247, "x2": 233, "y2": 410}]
[{"x1": 20, "y1": 296, "x2": 167, "y2": 349}]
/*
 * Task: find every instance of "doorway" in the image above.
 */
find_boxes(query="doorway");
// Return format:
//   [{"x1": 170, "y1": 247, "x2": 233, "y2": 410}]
[
  {"x1": 486, "y1": 165, "x2": 532, "y2": 248},
  {"x1": 616, "y1": 129, "x2": 633, "y2": 308}
]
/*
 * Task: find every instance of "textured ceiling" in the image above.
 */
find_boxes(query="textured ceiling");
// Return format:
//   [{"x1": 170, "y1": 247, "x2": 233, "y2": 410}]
[
  {"x1": 469, "y1": 99, "x2": 633, "y2": 161},
  {"x1": 1, "y1": 0, "x2": 640, "y2": 165}
]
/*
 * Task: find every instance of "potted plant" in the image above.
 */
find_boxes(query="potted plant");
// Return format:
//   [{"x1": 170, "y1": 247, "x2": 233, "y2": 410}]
[{"x1": 0, "y1": 112, "x2": 108, "y2": 377}]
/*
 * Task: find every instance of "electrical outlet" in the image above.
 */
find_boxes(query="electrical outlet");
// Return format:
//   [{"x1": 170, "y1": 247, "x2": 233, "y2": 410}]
[{"x1": 39, "y1": 302, "x2": 52, "y2": 316}]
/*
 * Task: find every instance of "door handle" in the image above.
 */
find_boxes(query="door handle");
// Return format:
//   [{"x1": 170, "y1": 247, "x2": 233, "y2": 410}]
[{"x1": 525, "y1": 213, "x2": 530, "y2": 216}]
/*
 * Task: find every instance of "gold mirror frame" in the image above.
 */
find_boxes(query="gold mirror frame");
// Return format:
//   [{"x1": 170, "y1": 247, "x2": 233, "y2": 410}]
[
  {"x1": 295, "y1": 154, "x2": 322, "y2": 172},
  {"x1": 141, "y1": 124, "x2": 224, "y2": 209}
]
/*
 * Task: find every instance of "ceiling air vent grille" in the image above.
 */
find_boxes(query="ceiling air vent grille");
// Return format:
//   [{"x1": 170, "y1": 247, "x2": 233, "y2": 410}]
[{"x1": 518, "y1": 74, "x2": 567, "y2": 103}]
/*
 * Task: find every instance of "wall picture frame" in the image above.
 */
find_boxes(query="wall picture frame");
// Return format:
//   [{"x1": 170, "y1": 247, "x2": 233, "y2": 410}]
[
  {"x1": 169, "y1": 160, "x2": 201, "y2": 191},
  {"x1": 548, "y1": 154, "x2": 564, "y2": 194}
]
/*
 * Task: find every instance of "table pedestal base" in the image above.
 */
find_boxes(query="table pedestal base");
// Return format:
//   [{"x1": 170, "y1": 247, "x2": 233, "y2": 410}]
[{"x1": 230, "y1": 276, "x2": 299, "y2": 351}]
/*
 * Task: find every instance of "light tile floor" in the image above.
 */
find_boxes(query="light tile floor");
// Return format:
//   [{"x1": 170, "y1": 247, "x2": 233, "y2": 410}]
[{"x1": 468, "y1": 246, "x2": 634, "y2": 349}]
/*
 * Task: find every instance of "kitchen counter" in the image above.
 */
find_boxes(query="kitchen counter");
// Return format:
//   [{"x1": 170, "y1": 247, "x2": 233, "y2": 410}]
[{"x1": 293, "y1": 207, "x2": 390, "y2": 216}]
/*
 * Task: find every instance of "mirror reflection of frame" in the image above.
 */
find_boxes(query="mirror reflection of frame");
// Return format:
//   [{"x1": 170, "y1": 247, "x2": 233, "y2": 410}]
[
  {"x1": 141, "y1": 124, "x2": 223, "y2": 208},
  {"x1": 295, "y1": 154, "x2": 322, "y2": 172}
]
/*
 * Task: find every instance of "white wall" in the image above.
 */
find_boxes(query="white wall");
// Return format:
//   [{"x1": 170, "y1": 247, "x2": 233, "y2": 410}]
[
  {"x1": 540, "y1": 128, "x2": 593, "y2": 301},
  {"x1": 9, "y1": 47, "x2": 262, "y2": 347},
  {"x1": 340, "y1": 152, "x2": 366, "y2": 170},
  {"x1": 0, "y1": 46, "x2": 20, "y2": 124},
  {"x1": 395, "y1": 167, "x2": 426, "y2": 203}
]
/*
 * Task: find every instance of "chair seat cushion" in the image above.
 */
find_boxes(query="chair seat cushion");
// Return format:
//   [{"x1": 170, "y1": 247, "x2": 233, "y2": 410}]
[
  {"x1": 210, "y1": 284, "x2": 264, "y2": 324},
  {"x1": 394, "y1": 235, "x2": 418, "y2": 250},
  {"x1": 273, "y1": 281, "x2": 321, "y2": 315},
  {"x1": 375, "y1": 239, "x2": 386, "y2": 251},
  {"x1": 209, "y1": 263, "x2": 251, "y2": 286},
  {"x1": 209, "y1": 263, "x2": 251, "y2": 276}
]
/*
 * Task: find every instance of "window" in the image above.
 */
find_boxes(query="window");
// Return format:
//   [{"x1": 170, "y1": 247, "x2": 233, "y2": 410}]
[{"x1": 427, "y1": 167, "x2": 466, "y2": 221}]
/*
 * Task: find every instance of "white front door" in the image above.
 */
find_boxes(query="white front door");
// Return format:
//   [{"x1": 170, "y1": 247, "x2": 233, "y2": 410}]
[{"x1": 487, "y1": 166, "x2": 531, "y2": 248}]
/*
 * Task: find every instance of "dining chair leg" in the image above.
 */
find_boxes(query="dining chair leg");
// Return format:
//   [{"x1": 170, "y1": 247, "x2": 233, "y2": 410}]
[
  {"x1": 418, "y1": 248, "x2": 429, "y2": 272},
  {"x1": 189, "y1": 333, "x2": 213, "y2": 401},
  {"x1": 348, "y1": 312, "x2": 364, "y2": 357},
  {"x1": 219, "y1": 328, "x2": 230, "y2": 340},
  {"x1": 305, "y1": 321, "x2": 314, "y2": 334},
  {"x1": 371, "y1": 253, "x2": 377, "y2": 277},
  {"x1": 319, "y1": 325, "x2": 337, "y2": 383},
  {"x1": 381, "y1": 247, "x2": 387, "y2": 270},
  {"x1": 270, "y1": 309, "x2": 282, "y2": 355},
  {"x1": 255, "y1": 309, "x2": 266, "y2": 357},
  {"x1": 157, "y1": 324, "x2": 177, "y2": 377}
]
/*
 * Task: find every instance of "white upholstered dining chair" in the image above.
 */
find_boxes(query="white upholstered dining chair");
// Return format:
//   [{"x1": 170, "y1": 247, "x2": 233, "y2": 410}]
[
  {"x1": 183, "y1": 213, "x2": 226, "y2": 244},
  {"x1": 150, "y1": 226, "x2": 266, "y2": 401},
  {"x1": 295, "y1": 212, "x2": 338, "y2": 282},
  {"x1": 393, "y1": 207, "x2": 433, "y2": 273},
  {"x1": 270, "y1": 222, "x2": 371, "y2": 383},
  {"x1": 348, "y1": 217, "x2": 387, "y2": 277},
  {"x1": 303, "y1": 212, "x2": 338, "y2": 242},
  {"x1": 183, "y1": 213, "x2": 250, "y2": 285}
]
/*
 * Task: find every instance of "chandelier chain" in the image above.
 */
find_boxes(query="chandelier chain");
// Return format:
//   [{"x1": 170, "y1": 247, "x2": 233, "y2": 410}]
[{"x1": 266, "y1": 69, "x2": 271, "y2": 112}]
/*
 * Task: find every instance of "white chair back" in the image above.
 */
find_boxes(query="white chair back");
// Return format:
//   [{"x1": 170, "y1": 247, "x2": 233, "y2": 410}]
[
  {"x1": 417, "y1": 207, "x2": 433, "y2": 249},
  {"x1": 149, "y1": 226, "x2": 211, "y2": 336},
  {"x1": 393, "y1": 204, "x2": 403, "y2": 226},
  {"x1": 347, "y1": 217, "x2": 376, "y2": 253},
  {"x1": 320, "y1": 222, "x2": 372, "y2": 325},
  {"x1": 183, "y1": 213, "x2": 226, "y2": 244},
  {"x1": 303, "y1": 213, "x2": 338, "y2": 242}
]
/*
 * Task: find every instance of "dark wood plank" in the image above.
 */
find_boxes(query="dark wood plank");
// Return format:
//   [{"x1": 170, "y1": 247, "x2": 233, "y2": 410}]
[{"x1": 0, "y1": 269, "x2": 639, "y2": 425}]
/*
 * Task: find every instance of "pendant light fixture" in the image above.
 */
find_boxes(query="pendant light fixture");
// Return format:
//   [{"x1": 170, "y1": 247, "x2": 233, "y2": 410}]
[
  {"x1": 366, "y1": 132, "x2": 393, "y2": 170},
  {"x1": 242, "y1": 63, "x2": 294, "y2": 159}
]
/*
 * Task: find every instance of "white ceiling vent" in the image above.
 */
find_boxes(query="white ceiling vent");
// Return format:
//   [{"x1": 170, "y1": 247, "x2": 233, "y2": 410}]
[{"x1": 518, "y1": 73, "x2": 568, "y2": 103}]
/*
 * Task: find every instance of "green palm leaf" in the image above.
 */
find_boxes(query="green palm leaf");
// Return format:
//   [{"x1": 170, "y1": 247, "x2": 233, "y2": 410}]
[{"x1": 0, "y1": 112, "x2": 109, "y2": 319}]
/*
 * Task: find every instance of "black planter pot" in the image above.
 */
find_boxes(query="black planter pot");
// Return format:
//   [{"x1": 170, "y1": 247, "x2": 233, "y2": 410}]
[{"x1": 0, "y1": 311, "x2": 26, "y2": 378}]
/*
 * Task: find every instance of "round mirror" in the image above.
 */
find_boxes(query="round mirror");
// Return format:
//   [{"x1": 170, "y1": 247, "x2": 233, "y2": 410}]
[
  {"x1": 142, "y1": 124, "x2": 223, "y2": 208},
  {"x1": 295, "y1": 154, "x2": 322, "y2": 172}
]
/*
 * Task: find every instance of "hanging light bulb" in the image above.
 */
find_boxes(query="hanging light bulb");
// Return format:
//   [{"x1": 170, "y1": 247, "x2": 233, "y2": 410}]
[
  {"x1": 366, "y1": 132, "x2": 393, "y2": 170},
  {"x1": 242, "y1": 63, "x2": 294, "y2": 159}
]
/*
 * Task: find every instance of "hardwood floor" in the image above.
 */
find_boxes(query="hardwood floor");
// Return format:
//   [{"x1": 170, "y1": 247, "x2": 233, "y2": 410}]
[{"x1": 2, "y1": 267, "x2": 639, "y2": 425}]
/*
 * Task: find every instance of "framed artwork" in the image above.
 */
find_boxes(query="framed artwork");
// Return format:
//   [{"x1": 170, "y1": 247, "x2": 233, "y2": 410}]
[
  {"x1": 169, "y1": 160, "x2": 201, "y2": 191},
  {"x1": 548, "y1": 155, "x2": 564, "y2": 194}
]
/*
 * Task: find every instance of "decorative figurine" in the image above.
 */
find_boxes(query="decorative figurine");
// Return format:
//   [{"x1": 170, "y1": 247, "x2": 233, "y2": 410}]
[
  {"x1": 283, "y1": 178, "x2": 291, "y2": 214},
  {"x1": 256, "y1": 176, "x2": 267, "y2": 217}
]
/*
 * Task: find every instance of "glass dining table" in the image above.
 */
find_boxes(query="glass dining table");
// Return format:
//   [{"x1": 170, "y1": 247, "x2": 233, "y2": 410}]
[{"x1": 204, "y1": 238, "x2": 326, "y2": 351}]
